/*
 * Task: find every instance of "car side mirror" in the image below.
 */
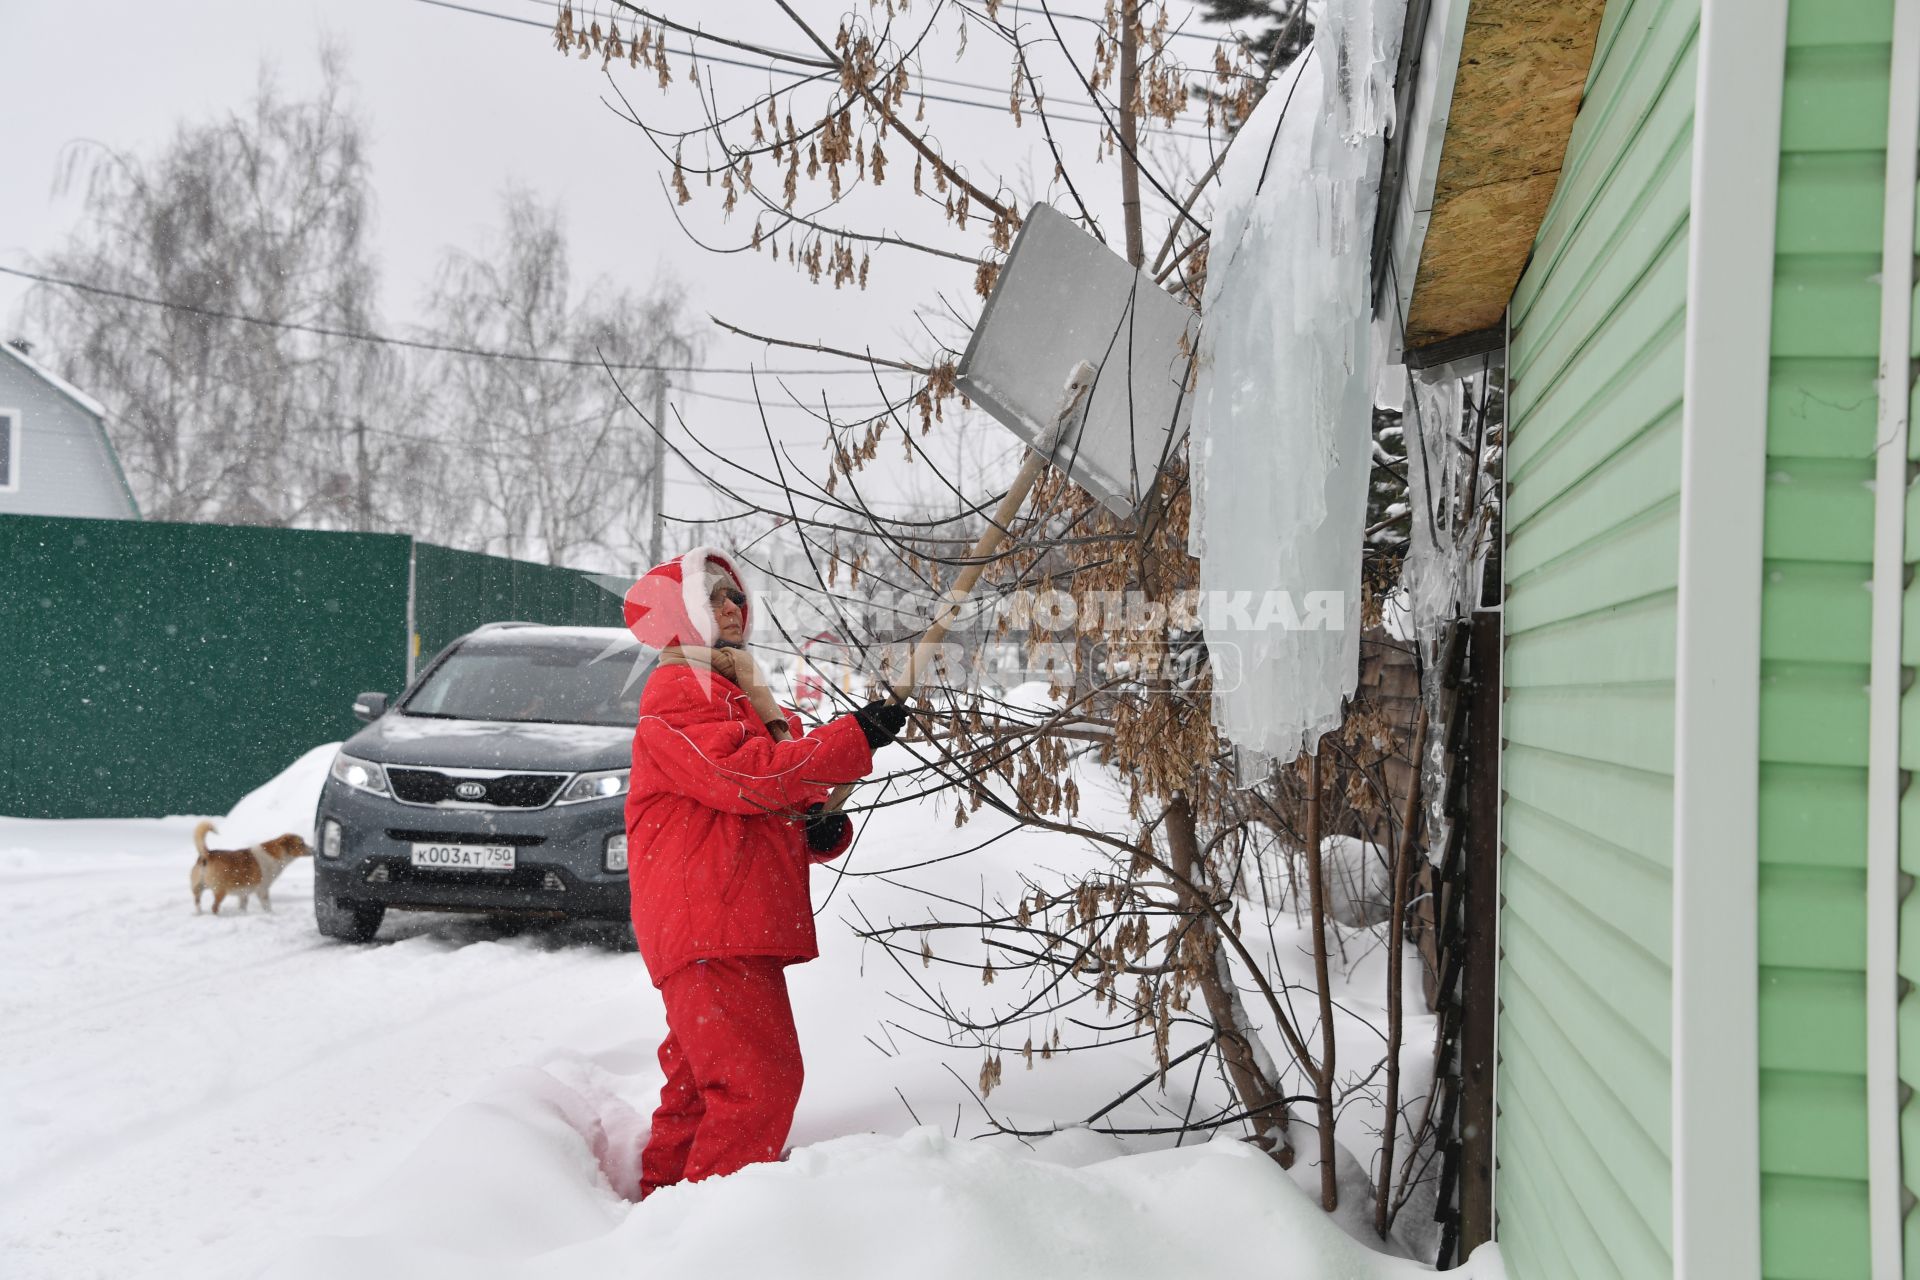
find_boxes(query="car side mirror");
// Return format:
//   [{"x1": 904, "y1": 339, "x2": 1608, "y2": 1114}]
[{"x1": 352, "y1": 692, "x2": 389, "y2": 723}]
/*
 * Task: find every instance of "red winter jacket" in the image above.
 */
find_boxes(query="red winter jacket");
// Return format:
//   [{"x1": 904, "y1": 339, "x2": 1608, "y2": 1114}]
[{"x1": 625, "y1": 662, "x2": 873, "y2": 986}]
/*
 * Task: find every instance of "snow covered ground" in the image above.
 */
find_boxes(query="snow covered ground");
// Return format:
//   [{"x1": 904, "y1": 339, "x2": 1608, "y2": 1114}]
[{"x1": 0, "y1": 739, "x2": 1503, "y2": 1279}]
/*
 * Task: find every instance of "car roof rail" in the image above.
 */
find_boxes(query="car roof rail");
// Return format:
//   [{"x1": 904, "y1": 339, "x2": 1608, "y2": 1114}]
[{"x1": 471, "y1": 620, "x2": 542, "y2": 632}]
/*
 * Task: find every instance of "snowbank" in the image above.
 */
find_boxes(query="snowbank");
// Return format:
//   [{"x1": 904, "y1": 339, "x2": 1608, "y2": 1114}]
[
  {"x1": 998, "y1": 679, "x2": 1067, "y2": 714},
  {"x1": 203, "y1": 741, "x2": 341, "y2": 846},
  {"x1": 3, "y1": 741, "x2": 1493, "y2": 1278},
  {"x1": 265, "y1": 1059, "x2": 1508, "y2": 1280}
]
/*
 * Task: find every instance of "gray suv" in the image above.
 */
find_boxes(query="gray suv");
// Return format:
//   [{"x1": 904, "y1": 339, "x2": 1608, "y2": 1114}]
[{"x1": 312, "y1": 623, "x2": 649, "y2": 943}]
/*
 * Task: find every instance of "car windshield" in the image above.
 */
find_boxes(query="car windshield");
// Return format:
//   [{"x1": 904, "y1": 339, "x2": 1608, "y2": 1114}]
[{"x1": 400, "y1": 637, "x2": 651, "y2": 728}]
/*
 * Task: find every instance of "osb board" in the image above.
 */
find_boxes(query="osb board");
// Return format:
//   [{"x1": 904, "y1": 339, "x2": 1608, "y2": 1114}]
[{"x1": 1405, "y1": 0, "x2": 1607, "y2": 349}]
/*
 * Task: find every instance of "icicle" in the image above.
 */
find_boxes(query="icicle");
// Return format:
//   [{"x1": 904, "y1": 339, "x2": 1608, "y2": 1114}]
[
  {"x1": 1187, "y1": 0, "x2": 1408, "y2": 764},
  {"x1": 1401, "y1": 367, "x2": 1478, "y2": 864}
]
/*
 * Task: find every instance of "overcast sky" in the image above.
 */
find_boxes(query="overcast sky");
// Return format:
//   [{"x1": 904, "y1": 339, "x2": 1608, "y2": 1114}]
[{"x1": 0, "y1": 0, "x2": 1243, "y2": 528}]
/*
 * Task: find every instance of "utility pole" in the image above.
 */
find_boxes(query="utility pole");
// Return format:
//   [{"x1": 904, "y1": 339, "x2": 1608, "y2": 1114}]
[
  {"x1": 353, "y1": 417, "x2": 370, "y2": 532},
  {"x1": 647, "y1": 335, "x2": 691, "y2": 567},
  {"x1": 648, "y1": 369, "x2": 668, "y2": 566}
]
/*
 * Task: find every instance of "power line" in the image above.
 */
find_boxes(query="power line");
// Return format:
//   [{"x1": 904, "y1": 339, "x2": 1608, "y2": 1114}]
[
  {"x1": 530, "y1": 0, "x2": 1246, "y2": 48},
  {"x1": 954, "y1": 0, "x2": 1247, "y2": 47},
  {"x1": 0, "y1": 263, "x2": 900, "y2": 378},
  {"x1": 409, "y1": 0, "x2": 1223, "y2": 139},
  {"x1": 354, "y1": 417, "x2": 955, "y2": 514},
  {"x1": 677, "y1": 384, "x2": 904, "y2": 411}
]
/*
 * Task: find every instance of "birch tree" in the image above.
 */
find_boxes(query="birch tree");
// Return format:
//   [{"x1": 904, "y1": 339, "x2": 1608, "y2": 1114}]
[
  {"x1": 24, "y1": 51, "x2": 405, "y2": 528},
  {"x1": 420, "y1": 189, "x2": 691, "y2": 566}
]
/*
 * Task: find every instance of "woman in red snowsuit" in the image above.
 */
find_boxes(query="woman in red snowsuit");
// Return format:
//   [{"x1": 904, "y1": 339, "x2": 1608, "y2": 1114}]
[{"x1": 623, "y1": 548, "x2": 904, "y2": 1199}]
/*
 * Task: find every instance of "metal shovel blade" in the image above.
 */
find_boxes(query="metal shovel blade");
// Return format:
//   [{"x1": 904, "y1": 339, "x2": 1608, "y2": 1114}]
[{"x1": 957, "y1": 202, "x2": 1199, "y2": 521}]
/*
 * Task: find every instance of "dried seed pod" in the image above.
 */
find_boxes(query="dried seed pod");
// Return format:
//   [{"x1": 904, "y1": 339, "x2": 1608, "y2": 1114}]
[{"x1": 979, "y1": 1050, "x2": 1003, "y2": 1096}]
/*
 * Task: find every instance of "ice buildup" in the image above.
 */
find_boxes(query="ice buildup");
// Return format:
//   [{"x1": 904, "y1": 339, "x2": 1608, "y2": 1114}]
[{"x1": 1188, "y1": 0, "x2": 1408, "y2": 762}]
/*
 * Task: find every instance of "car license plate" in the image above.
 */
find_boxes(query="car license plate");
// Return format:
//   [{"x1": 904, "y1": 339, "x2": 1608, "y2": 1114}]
[{"x1": 409, "y1": 842, "x2": 515, "y2": 872}]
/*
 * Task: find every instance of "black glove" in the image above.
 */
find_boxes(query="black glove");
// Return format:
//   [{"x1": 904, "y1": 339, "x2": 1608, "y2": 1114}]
[
  {"x1": 804, "y1": 803, "x2": 851, "y2": 853},
  {"x1": 852, "y1": 698, "x2": 908, "y2": 749}
]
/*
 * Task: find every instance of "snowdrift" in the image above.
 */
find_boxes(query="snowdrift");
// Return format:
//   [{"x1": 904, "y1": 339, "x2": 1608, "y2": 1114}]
[
  {"x1": 265, "y1": 1056, "x2": 1507, "y2": 1280},
  {"x1": 6, "y1": 733, "x2": 1500, "y2": 1277},
  {"x1": 186, "y1": 740, "x2": 340, "y2": 847}
]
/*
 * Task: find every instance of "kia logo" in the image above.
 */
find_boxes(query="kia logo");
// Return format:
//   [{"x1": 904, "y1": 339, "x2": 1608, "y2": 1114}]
[{"x1": 454, "y1": 781, "x2": 487, "y2": 800}]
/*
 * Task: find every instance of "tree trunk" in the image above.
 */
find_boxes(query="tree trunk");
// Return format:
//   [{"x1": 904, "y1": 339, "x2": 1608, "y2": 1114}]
[
  {"x1": 1118, "y1": 3, "x2": 1146, "y2": 267},
  {"x1": 1302, "y1": 750, "x2": 1338, "y2": 1210},
  {"x1": 1375, "y1": 705, "x2": 1428, "y2": 1238},
  {"x1": 1164, "y1": 794, "x2": 1293, "y2": 1165}
]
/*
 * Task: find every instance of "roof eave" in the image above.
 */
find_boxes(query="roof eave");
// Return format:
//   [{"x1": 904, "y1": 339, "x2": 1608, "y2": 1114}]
[{"x1": 1375, "y1": 0, "x2": 1609, "y2": 364}]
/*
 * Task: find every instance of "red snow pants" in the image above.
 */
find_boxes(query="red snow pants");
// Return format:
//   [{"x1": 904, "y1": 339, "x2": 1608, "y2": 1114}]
[{"x1": 639, "y1": 956, "x2": 804, "y2": 1198}]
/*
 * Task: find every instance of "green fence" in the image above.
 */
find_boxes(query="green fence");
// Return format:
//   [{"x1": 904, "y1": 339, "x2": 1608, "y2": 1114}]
[
  {"x1": 411, "y1": 543, "x2": 622, "y2": 667},
  {"x1": 0, "y1": 515, "x2": 625, "y2": 820}
]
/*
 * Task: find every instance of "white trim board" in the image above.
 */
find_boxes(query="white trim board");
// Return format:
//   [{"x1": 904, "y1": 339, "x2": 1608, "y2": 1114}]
[
  {"x1": 1867, "y1": 2, "x2": 1919, "y2": 1275},
  {"x1": 0, "y1": 407, "x2": 20, "y2": 493},
  {"x1": 1380, "y1": 0, "x2": 1472, "y2": 363},
  {"x1": 1670, "y1": 0, "x2": 1786, "y2": 1275}
]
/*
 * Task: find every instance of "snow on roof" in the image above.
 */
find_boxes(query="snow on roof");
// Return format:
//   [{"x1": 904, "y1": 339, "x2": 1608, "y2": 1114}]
[{"x1": 0, "y1": 341, "x2": 110, "y2": 420}]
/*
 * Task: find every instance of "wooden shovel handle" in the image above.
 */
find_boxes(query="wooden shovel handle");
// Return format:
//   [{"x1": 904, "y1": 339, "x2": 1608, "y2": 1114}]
[{"x1": 821, "y1": 446, "x2": 1053, "y2": 814}]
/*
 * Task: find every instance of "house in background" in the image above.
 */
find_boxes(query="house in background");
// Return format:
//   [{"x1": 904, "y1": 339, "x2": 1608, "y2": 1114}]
[
  {"x1": 1370, "y1": 0, "x2": 1919, "y2": 1274},
  {"x1": 0, "y1": 340, "x2": 139, "y2": 520}
]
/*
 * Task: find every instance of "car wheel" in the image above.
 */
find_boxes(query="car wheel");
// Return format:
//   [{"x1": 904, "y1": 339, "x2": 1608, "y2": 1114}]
[{"x1": 315, "y1": 895, "x2": 384, "y2": 943}]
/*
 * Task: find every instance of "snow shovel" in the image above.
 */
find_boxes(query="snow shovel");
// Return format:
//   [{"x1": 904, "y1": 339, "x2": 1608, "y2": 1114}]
[{"x1": 823, "y1": 202, "x2": 1200, "y2": 812}]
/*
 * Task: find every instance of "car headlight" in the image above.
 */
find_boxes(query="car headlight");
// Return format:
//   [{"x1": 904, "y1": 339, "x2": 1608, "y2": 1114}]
[
  {"x1": 604, "y1": 833, "x2": 628, "y2": 873},
  {"x1": 557, "y1": 768, "x2": 629, "y2": 805},
  {"x1": 329, "y1": 752, "x2": 390, "y2": 796}
]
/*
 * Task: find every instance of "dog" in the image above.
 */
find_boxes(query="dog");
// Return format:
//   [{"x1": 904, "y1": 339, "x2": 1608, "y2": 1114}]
[{"x1": 191, "y1": 820, "x2": 312, "y2": 915}]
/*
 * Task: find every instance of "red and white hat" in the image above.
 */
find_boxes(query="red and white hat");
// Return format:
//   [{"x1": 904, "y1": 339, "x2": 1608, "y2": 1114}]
[{"x1": 622, "y1": 546, "x2": 753, "y2": 650}]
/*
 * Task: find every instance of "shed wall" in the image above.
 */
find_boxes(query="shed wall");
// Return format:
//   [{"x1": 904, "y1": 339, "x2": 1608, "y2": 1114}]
[
  {"x1": 1753, "y1": 3, "x2": 1902, "y2": 1276},
  {"x1": 1497, "y1": 0, "x2": 1698, "y2": 1274},
  {"x1": 0, "y1": 358, "x2": 137, "y2": 520}
]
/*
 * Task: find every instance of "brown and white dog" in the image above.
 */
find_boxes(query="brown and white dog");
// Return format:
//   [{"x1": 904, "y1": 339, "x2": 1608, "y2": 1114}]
[{"x1": 191, "y1": 820, "x2": 312, "y2": 915}]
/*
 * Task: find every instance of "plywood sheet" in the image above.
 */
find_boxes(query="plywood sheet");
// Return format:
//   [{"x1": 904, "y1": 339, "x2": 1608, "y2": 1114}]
[{"x1": 1405, "y1": 0, "x2": 1608, "y2": 350}]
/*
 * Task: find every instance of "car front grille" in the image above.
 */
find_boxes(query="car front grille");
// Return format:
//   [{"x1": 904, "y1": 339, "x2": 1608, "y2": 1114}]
[
  {"x1": 366, "y1": 858, "x2": 559, "y2": 891},
  {"x1": 385, "y1": 768, "x2": 566, "y2": 809},
  {"x1": 385, "y1": 829, "x2": 547, "y2": 847}
]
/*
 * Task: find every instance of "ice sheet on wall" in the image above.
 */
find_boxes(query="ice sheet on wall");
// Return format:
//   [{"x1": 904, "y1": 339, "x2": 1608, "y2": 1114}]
[{"x1": 1188, "y1": 0, "x2": 1408, "y2": 762}]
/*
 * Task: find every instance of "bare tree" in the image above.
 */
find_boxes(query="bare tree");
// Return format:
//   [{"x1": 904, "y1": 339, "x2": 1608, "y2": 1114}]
[
  {"x1": 22, "y1": 50, "x2": 409, "y2": 528},
  {"x1": 15, "y1": 54, "x2": 696, "y2": 571},
  {"x1": 550, "y1": 0, "x2": 1499, "y2": 1252},
  {"x1": 420, "y1": 189, "x2": 692, "y2": 567}
]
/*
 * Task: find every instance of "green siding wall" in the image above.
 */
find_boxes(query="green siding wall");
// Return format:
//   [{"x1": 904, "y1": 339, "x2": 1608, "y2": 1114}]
[
  {"x1": 1759, "y1": 3, "x2": 1898, "y2": 1276},
  {"x1": 1499, "y1": 0, "x2": 1697, "y2": 1275},
  {"x1": 1494, "y1": 0, "x2": 1910, "y2": 1272}
]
